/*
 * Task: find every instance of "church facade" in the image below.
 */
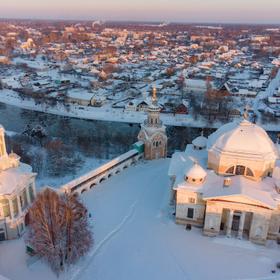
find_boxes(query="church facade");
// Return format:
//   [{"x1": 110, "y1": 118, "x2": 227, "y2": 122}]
[
  {"x1": 138, "y1": 87, "x2": 167, "y2": 160},
  {"x1": 0, "y1": 125, "x2": 36, "y2": 240},
  {"x1": 169, "y1": 118, "x2": 280, "y2": 245}
]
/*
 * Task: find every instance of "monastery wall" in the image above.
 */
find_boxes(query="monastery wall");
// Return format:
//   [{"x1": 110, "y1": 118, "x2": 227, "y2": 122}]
[{"x1": 61, "y1": 148, "x2": 144, "y2": 196}]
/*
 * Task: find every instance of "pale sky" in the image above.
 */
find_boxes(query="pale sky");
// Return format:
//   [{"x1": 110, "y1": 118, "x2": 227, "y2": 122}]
[{"x1": 0, "y1": 0, "x2": 279, "y2": 23}]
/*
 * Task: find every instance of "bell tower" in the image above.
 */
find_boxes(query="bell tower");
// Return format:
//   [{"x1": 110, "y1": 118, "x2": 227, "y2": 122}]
[
  {"x1": 138, "y1": 87, "x2": 168, "y2": 160},
  {"x1": 147, "y1": 87, "x2": 161, "y2": 126}
]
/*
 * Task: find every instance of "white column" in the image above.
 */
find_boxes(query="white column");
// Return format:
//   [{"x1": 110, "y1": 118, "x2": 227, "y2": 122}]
[
  {"x1": 32, "y1": 181, "x2": 36, "y2": 199},
  {"x1": 226, "y1": 210, "x2": 234, "y2": 237},
  {"x1": 8, "y1": 198, "x2": 14, "y2": 220},
  {"x1": 238, "y1": 212, "x2": 246, "y2": 239},
  {"x1": 26, "y1": 187, "x2": 31, "y2": 205},
  {"x1": 17, "y1": 195, "x2": 22, "y2": 216}
]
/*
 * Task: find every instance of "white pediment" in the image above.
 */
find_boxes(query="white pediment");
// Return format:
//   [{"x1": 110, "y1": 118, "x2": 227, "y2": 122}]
[{"x1": 204, "y1": 194, "x2": 276, "y2": 209}]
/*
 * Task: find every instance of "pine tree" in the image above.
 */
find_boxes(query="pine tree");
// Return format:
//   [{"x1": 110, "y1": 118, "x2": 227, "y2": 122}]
[{"x1": 26, "y1": 188, "x2": 93, "y2": 275}]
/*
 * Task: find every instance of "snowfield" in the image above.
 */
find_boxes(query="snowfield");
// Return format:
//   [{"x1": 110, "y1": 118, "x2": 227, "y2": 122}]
[{"x1": 1, "y1": 159, "x2": 280, "y2": 280}]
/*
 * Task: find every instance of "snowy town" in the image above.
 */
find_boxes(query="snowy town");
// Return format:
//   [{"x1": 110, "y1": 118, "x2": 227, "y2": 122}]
[
  {"x1": 0, "y1": 7, "x2": 280, "y2": 280},
  {"x1": 0, "y1": 21, "x2": 280, "y2": 130}
]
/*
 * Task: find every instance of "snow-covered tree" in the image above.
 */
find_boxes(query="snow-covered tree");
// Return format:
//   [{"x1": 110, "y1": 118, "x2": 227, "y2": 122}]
[{"x1": 26, "y1": 188, "x2": 93, "y2": 275}]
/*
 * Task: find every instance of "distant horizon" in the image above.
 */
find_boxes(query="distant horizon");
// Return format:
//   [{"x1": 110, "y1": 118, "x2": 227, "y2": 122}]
[
  {"x1": 1, "y1": 0, "x2": 280, "y2": 25},
  {"x1": 1, "y1": 17, "x2": 280, "y2": 26}
]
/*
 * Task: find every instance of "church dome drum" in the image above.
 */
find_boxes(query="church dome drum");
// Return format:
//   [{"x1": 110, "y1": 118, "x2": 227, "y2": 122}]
[{"x1": 207, "y1": 119, "x2": 279, "y2": 179}]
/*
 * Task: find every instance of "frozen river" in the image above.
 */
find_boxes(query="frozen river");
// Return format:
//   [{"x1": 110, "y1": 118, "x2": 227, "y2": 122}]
[
  {"x1": 0, "y1": 102, "x2": 203, "y2": 156},
  {"x1": 0, "y1": 102, "x2": 140, "y2": 155}
]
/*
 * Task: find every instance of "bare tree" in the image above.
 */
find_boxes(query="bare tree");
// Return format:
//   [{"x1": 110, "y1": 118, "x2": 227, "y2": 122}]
[{"x1": 26, "y1": 188, "x2": 93, "y2": 275}]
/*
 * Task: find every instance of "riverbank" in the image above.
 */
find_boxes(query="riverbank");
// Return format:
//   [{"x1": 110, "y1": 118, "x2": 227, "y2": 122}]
[{"x1": 1, "y1": 89, "x2": 280, "y2": 132}]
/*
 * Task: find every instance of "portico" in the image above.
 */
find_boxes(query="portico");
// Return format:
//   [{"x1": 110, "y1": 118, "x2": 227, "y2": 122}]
[
  {"x1": 225, "y1": 210, "x2": 247, "y2": 239},
  {"x1": 203, "y1": 198, "x2": 274, "y2": 244}
]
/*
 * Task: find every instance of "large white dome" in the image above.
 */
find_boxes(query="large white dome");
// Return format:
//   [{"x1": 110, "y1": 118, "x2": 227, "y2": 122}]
[{"x1": 208, "y1": 119, "x2": 279, "y2": 161}]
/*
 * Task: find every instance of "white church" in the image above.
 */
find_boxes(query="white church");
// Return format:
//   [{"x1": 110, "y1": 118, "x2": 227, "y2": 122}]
[
  {"x1": 0, "y1": 125, "x2": 36, "y2": 241},
  {"x1": 169, "y1": 117, "x2": 280, "y2": 245}
]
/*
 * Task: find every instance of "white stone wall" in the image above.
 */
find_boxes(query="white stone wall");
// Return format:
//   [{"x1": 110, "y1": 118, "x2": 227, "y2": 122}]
[
  {"x1": 268, "y1": 210, "x2": 280, "y2": 239},
  {"x1": 249, "y1": 211, "x2": 271, "y2": 245},
  {"x1": 203, "y1": 201, "x2": 222, "y2": 236},
  {"x1": 175, "y1": 189, "x2": 205, "y2": 226}
]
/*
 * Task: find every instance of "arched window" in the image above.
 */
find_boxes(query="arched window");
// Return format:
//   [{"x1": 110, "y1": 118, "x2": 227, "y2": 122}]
[
  {"x1": 225, "y1": 166, "x2": 234, "y2": 174},
  {"x1": 235, "y1": 165, "x2": 245, "y2": 175},
  {"x1": 226, "y1": 165, "x2": 254, "y2": 177},
  {"x1": 246, "y1": 168, "x2": 254, "y2": 177}
]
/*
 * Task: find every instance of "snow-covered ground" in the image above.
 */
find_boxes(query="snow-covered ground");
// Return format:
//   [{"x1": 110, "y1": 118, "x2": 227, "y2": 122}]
[{"x1": 1, "y1": 159, "x2": 280, "y2": 280}]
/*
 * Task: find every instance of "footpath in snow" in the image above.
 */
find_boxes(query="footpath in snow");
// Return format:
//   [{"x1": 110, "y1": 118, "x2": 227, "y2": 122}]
[{"x1": 1, "y1": 159, "x2": 280, "y2": 280}]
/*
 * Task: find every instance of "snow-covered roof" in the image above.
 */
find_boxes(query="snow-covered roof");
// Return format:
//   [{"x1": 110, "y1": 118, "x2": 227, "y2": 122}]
[
  {"x1": 192, "y1": 135, "x2": 207, "y2": 148},
  {"x1": 208, "y1": 119, "x2": 279, "y2": 161},
  {"x1": 61, "y1": 149, "x2": 139, "y2": 192},
  {"x1": 0, "y1": 163, "x2": 34, "y2": 195},
  {"x1": 203, "y1": 175, "x2": 278, "y2": 209},
  {"x1": 186, "y1": 79, "x2": 215, "y2": 89},
  {"x1": 174, "y1": 161, "x2": 279, "y2": 209},
  {"x1": 67, "y1": 88, "x2": 94, "y2": 101},
  {"x1": 168, "y1": 145, "x2": 208, "y2": 180}
]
